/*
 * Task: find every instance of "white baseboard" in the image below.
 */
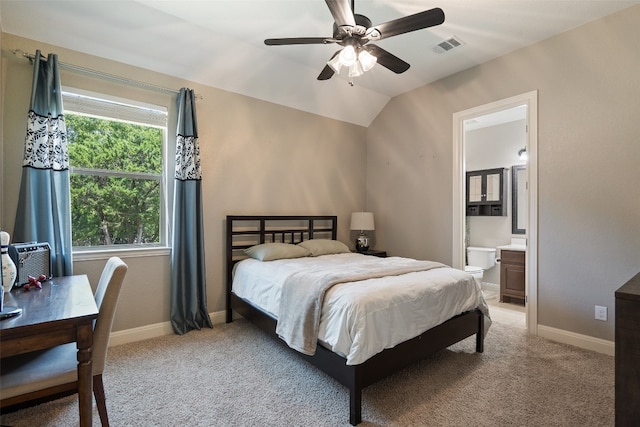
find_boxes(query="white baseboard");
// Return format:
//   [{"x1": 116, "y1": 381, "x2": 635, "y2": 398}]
[
  {"x1": 537, "y1": 324, "x2": 614, "y2": 356},
  {"x1": 108, "y1": 310, "x2": 227, "y2": 347}
]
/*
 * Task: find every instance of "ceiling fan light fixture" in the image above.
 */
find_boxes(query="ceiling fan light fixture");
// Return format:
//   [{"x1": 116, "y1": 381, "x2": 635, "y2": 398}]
[
  {"x1": 327, "y1": 55, "x2": 343, "y2": 73},
  {"x1": 348, "y1": 61, "x2": 364, "y2": 79},
  {"x1": 328, "y1": 48, "x2": 376, "y2": 83},
  {"x1": 338, "y1": 45, "x2": 357, "y2": 67},
  {"x1": 358, "y1": 50, "x2": 377, "y2": 71}
]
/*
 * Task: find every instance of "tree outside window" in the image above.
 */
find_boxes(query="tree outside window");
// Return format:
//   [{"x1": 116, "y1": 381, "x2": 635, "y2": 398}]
[{"x1": 64, "y1": 91, "x2": 167, "y2": 248}]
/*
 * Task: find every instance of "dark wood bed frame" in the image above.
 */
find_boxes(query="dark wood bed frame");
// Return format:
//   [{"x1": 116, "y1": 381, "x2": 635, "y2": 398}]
[{"x1": 226, "y1": 215, "x2": 484, "y2": 425}]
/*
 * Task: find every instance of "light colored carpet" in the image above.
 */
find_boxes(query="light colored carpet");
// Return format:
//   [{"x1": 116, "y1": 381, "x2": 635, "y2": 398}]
[{"x1": 0, "y1": 307, "x2": 613, "y2": 426}]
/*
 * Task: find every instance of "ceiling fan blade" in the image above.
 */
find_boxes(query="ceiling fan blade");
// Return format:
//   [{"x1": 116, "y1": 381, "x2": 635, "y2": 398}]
[
  {"x1": 318, "y1": 51, "x2": 340, "y2": 80},
  {"x1": 364, "y1": 45, "x2": 410, "y2": 74},
  {"x1": 265, "y1": 37, "x2": 332, "y2": 46},
  {"x1": 367, "y1": 7, "x2": 445, "y2": 41},
  {"x1": 317, "y1": 64, "x2": 336, "y2": 80},
  {"x1": 325, "y1": 0, "x2": 356, "y2": 28}
]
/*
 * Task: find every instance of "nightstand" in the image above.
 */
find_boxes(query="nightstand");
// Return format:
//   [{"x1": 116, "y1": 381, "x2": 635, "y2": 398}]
[{"x1": 357, "y1": 249, "x2": 387, "y2": 258}]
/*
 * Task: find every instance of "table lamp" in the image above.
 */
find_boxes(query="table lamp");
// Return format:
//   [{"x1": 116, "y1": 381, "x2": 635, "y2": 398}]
[{"x1": 350, "y1": 212, "x2": 375, "y2": 253}]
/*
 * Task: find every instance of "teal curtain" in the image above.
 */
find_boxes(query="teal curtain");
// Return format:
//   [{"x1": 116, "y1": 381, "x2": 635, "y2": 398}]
[
  {"x1": 13, "y1": 50, "x2": 72, "y2": 277},
  {"x1": 170, "y1": 88, "x2": 212, "y2": 334}
]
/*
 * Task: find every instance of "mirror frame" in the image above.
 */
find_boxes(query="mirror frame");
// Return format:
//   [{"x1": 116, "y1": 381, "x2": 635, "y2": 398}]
[{"x1": 512, "y1": 165, "x2": 526, "y2": 235}]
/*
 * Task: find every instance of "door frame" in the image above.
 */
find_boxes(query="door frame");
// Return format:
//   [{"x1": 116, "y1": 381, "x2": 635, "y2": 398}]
[{"x1": 452, "y1": 91, "x2": 538, "y2": 335}]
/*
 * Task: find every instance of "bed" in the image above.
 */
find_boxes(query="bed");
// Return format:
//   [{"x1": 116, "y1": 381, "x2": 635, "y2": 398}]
[{"x1": 226, "y1": 215, "x2": 489, "y2": 425}]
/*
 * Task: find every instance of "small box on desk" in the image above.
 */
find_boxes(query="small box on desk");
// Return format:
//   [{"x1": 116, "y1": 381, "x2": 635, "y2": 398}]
[{"x1": 8, "y1": 242, "x2": 52, "y2": 286}]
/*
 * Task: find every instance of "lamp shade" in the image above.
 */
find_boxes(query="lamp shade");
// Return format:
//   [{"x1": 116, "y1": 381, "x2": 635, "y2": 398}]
[
  {"x1": 350, "y1": 212, "x2": 375, "y2": 231},
  {"x1": 339, "y1": 45, "x2": 357, "y2": 66},
  {"x1": 359, "y1": 49, "x2": 377, "y2": 71}
]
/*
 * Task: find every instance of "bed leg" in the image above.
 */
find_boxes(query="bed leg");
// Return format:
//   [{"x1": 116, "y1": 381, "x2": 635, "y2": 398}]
[
  {"x1": 476, "y1": 311, "x2": 484, "y2": 353},
  {"x1": 349, "y1": 387, "x2": 362, "y2": 426}
]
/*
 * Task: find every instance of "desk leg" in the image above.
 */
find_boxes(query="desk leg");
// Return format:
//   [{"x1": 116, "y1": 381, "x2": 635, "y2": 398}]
[{"x1": 77, "y1": 322, "x2": 94, "y2": 427}]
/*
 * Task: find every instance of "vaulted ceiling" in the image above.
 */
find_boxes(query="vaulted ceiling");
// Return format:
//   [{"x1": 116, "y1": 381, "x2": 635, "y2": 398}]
[{"x1": 2, "y1": 0, "x2": 638, "y2": 126}]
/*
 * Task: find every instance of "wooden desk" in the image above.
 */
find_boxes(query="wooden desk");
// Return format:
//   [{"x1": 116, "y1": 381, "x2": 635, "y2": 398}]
[{"x1": 1, "y1": 275, "x2": 99, "y2": 427}]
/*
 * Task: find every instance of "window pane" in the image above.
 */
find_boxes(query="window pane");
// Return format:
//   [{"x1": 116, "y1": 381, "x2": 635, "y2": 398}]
[
  {"x1": 70, "y1": 174, "x2": 160, "y2": 246},
  {"x1": 67, "y1": 114, "x2": 163, "y2": 174},
  {"x1": 64, "y1": 98, "x2": 166, "y2": 249}
]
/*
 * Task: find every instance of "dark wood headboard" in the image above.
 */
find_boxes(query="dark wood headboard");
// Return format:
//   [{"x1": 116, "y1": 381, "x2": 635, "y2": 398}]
[{"x1": 225, "y1": 215, "x2": 338, "y2": 312}]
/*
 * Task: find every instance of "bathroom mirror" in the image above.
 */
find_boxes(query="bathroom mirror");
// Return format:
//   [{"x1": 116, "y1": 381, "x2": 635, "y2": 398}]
[
  {"x1": 486, "y1": 173, "x2": 501, "y2": 201},
  {"x1": 512, "y1": 165, "x2": 527, "y2": 234}
]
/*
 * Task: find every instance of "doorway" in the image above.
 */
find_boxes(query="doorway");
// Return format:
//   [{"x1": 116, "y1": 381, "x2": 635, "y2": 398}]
[{"x1": 452, "y1": 91, "x2": 538, "y2": 335}]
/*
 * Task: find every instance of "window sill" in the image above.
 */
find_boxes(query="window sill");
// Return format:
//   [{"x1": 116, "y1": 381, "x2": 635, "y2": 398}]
[{"x1": 73, "y1": 246, "x2": 171, "y2": 262}]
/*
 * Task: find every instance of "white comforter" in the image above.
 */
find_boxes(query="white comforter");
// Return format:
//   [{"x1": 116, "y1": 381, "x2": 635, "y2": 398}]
[{"x1": 233, "y1": 253, "x2": 491, "y2": 365}]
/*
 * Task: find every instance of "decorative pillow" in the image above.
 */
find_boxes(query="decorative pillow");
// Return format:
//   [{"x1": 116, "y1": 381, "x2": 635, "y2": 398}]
[
  {"x1": 244, "y1": 243, "x2": 310, "y2": 261},
  {"x1": 297, "y1": 239, "x2": 351, "y2": 256}
]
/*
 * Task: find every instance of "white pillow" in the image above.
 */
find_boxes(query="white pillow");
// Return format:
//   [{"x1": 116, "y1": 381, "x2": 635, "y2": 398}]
[
  {"x1": 244, "y1": 243, "x2": 310, "y2": 261},
  {"x1": 297, "y1": 239, "x2": 351, "y2": 256}
]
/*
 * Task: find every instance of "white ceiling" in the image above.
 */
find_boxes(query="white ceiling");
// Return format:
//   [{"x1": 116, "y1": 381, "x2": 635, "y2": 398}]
[
  {"x1": 1, "y1": 0, "x2": 638, "y2": 126},
  {"x1": 464, "y1": 104, "x2": 527, "y2": 131}
]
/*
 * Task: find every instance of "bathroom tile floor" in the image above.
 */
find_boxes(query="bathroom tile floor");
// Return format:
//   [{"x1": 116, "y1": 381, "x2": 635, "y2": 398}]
[{"x1": 481, "y1": 282, "x2": 526, "y2": 329}]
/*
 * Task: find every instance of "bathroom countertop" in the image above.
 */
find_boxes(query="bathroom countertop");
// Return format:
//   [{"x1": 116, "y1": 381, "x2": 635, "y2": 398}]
[{"x1": 496, "y1": 244, "x2": 526, "y2": 252}]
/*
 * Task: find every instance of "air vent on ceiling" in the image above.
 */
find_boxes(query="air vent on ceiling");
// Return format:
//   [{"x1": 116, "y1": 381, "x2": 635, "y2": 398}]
[{"x1": 432, "y1": 36, "x2": 464, "y2": 54}]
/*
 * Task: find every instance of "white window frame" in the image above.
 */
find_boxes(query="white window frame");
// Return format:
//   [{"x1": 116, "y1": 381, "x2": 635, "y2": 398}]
[{"x1": 62, "y1": 88, "x2": 171, "y2": 260}]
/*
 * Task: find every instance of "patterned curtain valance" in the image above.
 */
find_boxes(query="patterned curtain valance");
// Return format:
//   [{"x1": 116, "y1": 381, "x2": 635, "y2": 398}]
[
  {"x1": 23, "y1": 110, "x2": 69, "y2": 170},
  {"x1": 174, "y1": 88, "x2": 201, "y2": 181},
  {"x1": 175, "y1": 134, "x2": 202, "y2": 181}
]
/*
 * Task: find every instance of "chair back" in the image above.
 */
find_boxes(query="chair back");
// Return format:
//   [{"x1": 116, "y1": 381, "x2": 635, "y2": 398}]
[{"x1": 92, "y1": 257, "x2": 128, "y2": 374}]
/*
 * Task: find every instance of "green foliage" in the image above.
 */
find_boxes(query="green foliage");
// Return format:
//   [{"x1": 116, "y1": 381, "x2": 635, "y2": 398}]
[{"x1": 66, "y1": 114, "x2": 163, "y2": 246}]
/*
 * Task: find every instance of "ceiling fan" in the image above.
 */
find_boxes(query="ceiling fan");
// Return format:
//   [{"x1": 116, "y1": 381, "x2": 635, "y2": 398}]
[{"x1": 264, "y1": 0, "x2": 445, "y2": 84}]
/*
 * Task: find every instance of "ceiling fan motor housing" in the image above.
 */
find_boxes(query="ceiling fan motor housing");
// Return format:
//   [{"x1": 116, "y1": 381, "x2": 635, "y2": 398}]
[{"x1": 333, "y1": 14, "x2": 372, "y2": 39}]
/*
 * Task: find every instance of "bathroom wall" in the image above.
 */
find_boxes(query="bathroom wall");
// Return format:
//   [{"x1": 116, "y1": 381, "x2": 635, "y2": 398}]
[{"x1": 465, "y1": 119, "x2": 527, "y2": 284}]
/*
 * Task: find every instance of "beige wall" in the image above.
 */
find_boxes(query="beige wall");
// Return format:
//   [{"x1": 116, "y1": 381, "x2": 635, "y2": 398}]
[
  {"x1": 1, "y1": 33, "x2": 367, "y2": 332},
  {"x1": 368, "y1": 6, "x2": 640, "y2": 341}
]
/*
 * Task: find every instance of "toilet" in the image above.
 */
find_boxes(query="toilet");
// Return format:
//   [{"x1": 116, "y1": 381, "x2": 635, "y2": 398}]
[{"x1": 465, "y1": 246, "x2": 497, "y2": 285}]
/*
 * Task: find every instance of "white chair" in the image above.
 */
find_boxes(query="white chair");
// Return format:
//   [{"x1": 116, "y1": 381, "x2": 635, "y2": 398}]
[{"x1": 1, "y1": 257, "x2": 128, "y2": 426}]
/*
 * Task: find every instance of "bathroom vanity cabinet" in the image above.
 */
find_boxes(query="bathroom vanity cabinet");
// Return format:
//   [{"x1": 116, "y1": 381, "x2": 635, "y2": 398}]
[
  {"x1": 466, "y1": 168, "x2": 507, "y2": 216},
  {"x1": 499, "y1": 249, "x2": 525, "y2": 303}
]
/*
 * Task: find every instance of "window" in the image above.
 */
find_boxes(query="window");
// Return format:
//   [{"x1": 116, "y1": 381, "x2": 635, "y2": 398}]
[{"x1": 63, "y1": 90, "x2": 168, "y2": 250}]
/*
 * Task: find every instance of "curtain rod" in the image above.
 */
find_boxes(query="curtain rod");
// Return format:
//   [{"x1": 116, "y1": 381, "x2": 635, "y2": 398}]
[{"x1": 11, "y1": 49, "x2": 202, "y2": 100}]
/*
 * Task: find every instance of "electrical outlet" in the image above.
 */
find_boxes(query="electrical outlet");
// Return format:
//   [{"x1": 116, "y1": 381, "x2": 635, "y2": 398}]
[{"x1": 595, "y1": 305, "x2": 608, "y2": 321}]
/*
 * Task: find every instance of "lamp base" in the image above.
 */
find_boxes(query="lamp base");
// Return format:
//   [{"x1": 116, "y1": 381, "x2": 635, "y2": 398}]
[{"x1": 355, "y1": 233, "x2": 370, "y2": 253}]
